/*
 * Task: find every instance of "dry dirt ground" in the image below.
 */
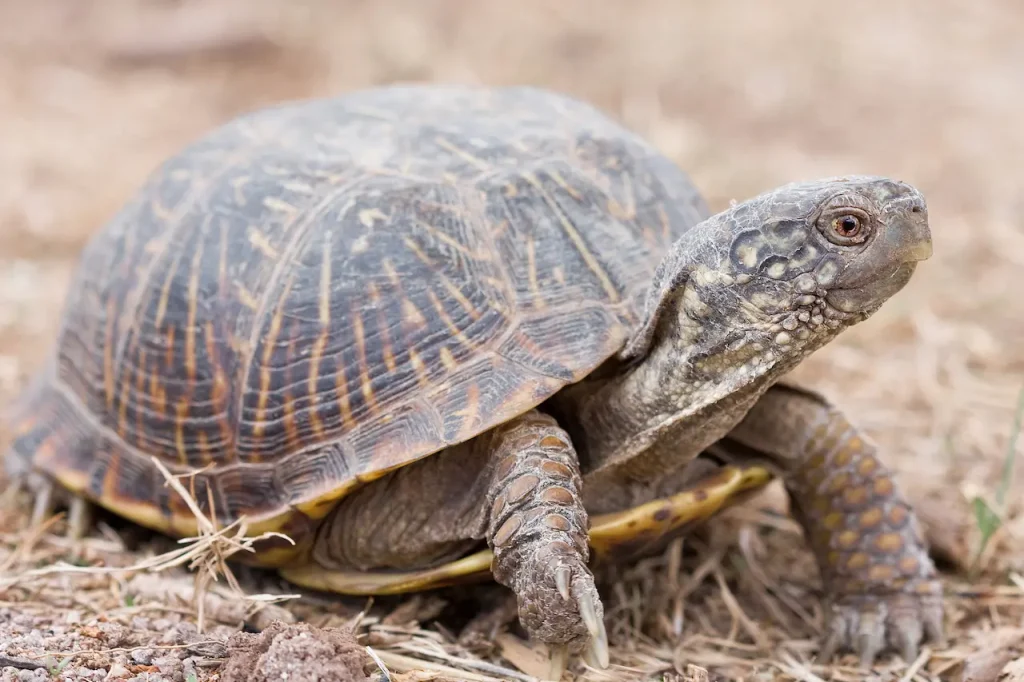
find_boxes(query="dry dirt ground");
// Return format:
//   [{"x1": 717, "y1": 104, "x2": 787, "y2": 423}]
[{"x1": 0, "y1": 1, "x2": 1022, "y2": 680}]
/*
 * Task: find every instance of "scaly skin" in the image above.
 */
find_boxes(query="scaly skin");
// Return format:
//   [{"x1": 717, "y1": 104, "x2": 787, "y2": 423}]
[
  {"x1": 727, "y1": 384, "x2": 944, "y2": 664},
  {"x1": 484, "y1": 411, "x2": 608, "y2": 668}
]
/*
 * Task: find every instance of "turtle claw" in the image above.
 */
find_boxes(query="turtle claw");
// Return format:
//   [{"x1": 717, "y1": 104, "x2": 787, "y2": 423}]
[
  {"x1": 545, "y1": 644, "x2": 569, "y2": 681},
  {"x1": 29, "y1": 478, "x2": 56, "y2": 527},
  {"x1": 818, "y1": 587, "x2": 944, "y2": 668},
  {"x1": 554, "y1": 565, "x2": 571, "y2": 601},
  {"x1": 577, "y1": 588, "x2": 609, "y2": 669},
  {"x1": 66, "y1": 495, "x2": 93, "y2": 540}
]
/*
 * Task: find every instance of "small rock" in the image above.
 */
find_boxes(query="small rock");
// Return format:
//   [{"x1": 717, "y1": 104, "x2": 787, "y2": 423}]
[
  {"x1": 105, "y1": 663, "x2": 131, "y2": 680},
  {"x1": 130, "y1": 650, "x2": 154, "y2": 666}
]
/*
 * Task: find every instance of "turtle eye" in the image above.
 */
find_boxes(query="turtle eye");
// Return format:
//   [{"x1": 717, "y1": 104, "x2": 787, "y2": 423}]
[
  {"x1": 819, "y1": 207, "x2": 870, "y2": 245},
  {"x1": 833, "y1": 215, "x2": 861, "y2": 238}
]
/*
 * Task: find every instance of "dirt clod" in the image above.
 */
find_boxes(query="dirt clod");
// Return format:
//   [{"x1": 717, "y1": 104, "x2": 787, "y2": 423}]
[{"x1": 220, "y1": 621, "x2": 371, "y2": 682}]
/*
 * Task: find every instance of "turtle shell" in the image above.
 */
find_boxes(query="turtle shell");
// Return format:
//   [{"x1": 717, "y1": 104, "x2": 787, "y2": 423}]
[{"x1": 6, "y1": 85, "x2": 709, "y2": 565}]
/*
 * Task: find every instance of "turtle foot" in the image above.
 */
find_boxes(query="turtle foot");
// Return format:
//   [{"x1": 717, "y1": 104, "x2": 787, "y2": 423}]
[
  {"x1": 515, "y1": 554, "x2": 608, "y2": 676},
  {"x1": 818, "y1": 581, "x2": 945, "y2": 667},
  {"x1": 14, "y1": 473, "x2": 94, "y2": 540}
]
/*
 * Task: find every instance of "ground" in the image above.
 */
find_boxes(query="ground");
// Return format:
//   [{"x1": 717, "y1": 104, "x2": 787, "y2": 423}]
[{"x1": 0, "y1": 1, "x2": 1022, "y2": 680}]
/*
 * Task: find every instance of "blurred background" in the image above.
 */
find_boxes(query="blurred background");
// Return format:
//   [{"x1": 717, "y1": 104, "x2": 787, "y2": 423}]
[{"x1": 0, "y1": 0, "x2": 1021, "y2": 678}]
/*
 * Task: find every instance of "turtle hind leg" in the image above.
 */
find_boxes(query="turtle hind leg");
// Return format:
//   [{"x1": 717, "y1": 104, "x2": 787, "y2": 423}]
[{"x1": 4, "y1": 387, "x2": 99, "y2": 540}]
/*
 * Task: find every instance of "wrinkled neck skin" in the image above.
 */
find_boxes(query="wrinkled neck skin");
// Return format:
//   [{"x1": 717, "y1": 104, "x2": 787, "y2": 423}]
[{"x1": 552, "y1": 213, "x2": 871, "y2": 513}]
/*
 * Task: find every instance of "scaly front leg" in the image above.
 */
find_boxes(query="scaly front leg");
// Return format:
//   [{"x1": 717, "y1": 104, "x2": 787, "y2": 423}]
[
  {"x1": 485, "y1": 410, "x2": 609, "y2": 675},
  {"x1": 727, "y1": 383, "x2": 944, "y2": 666}
]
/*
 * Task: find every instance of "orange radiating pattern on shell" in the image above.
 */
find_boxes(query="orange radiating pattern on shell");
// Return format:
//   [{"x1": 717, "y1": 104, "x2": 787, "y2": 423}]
[{"x1": 6, "y1": 85, "x2": 710, "y2": 560}]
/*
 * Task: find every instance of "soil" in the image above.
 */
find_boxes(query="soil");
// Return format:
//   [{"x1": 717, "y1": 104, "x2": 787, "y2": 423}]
[
  {"x1": 1, "y1": 1, "x2": 1023, "y2": 681},
  {"x1": 220, "y1": 622, "x2": 371, "y2": 682}
]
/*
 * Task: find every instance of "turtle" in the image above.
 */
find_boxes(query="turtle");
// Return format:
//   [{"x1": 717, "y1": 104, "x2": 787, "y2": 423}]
[{"x1": 3, "y1": 84, "x2": 944, "y2": 677}]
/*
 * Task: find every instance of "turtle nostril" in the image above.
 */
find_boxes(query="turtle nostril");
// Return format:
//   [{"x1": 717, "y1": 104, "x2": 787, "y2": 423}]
[{"x1": 911, "y1": 205, "x2": 923, "y2": 214}]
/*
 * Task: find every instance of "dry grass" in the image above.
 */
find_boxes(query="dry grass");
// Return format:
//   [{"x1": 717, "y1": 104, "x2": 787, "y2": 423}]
[{"x1": 0, "y1": 1, "x2": 1022, "y2": 680}]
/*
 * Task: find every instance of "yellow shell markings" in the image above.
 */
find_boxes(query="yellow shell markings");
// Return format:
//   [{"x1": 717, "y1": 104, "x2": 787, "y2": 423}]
[
  {"x1": 252, "y1": 273, "x2": 295, "y2": 444},
  {"x1": 433, "y1": 136, "x2": 492, "y2": 173},
  {"x1": 14, "y1": 86, "x2": 720, "y2": 568},
  {"x1": 351, "y1": 306, "x2": 378, "y2": 413},
  {"x1": 280, "y1": 465, "x2": 774, "y2": 595},
  {"x1": 521, "y1": 171, "x2": 620, "y2": 304},
  {"x1": 306, "y1": 229, "x2": 333, "y2": 440}
]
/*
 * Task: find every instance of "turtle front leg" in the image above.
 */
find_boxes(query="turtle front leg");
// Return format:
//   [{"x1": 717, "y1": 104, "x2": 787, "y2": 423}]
[
  {"x1": 485, "y1": 410, "x2": 609, "y2": 673},
  {"x1": 727, "y1": 383, "x2": 944, "y2": 666}
]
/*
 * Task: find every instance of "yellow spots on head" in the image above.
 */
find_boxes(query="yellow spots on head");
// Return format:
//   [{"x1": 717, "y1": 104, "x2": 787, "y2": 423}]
[
  {"x1": 898, "y1": 555, "x2": 921, "y2": 576},
  {"x1": 823, "y1": 512, "x2": 845, "y2": 531},
  {"x1": 868, "y1": 564, "x2": 895, "y2": 581},
  {"x1": 248, "y1": 229, "x2": 279, "y2": 260},
  {"x1": 887, "y1": 505, "x2": 909, "y2": 527},
  {"x1": 827, "y1": 472, "x2": 851, "y2": 495},
  {"x1": 502, "y1": 183, "x2": 519, "y2": 198},
  {"x1": 734, "y1": 243, "x2": 760, "y2": 269},
  {"x1": 842, "y1": 485, "x2": 869, "y2": 508},
  {"x1": 873, "y1": 476, "x2": 894, "y2": 497},
  {"x1": 845, "y1": 552, "x2": 869, "y2": 571},
  {"x1": 857, "y1": 455, "x2": 879, "y2": 477},
  {"x1": 859, "y1": 507, "x2": 884, "y2": 529},
  {"x1": 765, "y1": 260, "x2": 788, "y2": 280},
  {"x1": 836, "y1": 529, "x2": 860, "y2": 549},
  {"x1": 873, "y1": 532, "x2": 904, "y2": 553},
  {"x1": 439, "y1": 346, "x2": 458, "y2": 371}
]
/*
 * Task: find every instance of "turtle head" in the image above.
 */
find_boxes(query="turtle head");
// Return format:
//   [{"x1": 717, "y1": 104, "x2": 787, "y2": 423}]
[
  {"x1": 621, "y1": 175, "x2": 931, "y2": 362},
  {"x1": 723, "y1": 175, "x2": 932, "y2": 320}
]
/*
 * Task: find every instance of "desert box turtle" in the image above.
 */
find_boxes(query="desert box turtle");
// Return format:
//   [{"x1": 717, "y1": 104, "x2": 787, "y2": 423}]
[{"x1": 4, "y1": 84, "x2": 943, "y2": 675}]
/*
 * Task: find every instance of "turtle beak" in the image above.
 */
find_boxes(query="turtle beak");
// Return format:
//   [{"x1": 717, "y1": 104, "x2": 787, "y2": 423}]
[{"x1": 886, "y1": 191, "x2": 933, "y2": 264}]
